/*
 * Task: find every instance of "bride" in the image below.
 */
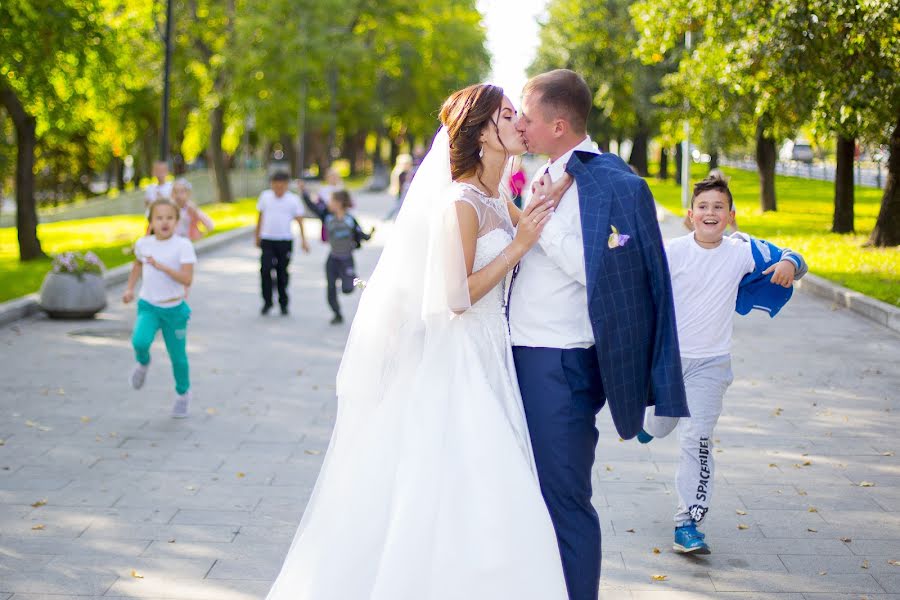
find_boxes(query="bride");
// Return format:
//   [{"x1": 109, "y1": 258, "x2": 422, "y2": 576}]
[{"x1": 266, "y1": 84, "x2": 569, "y2": 599}]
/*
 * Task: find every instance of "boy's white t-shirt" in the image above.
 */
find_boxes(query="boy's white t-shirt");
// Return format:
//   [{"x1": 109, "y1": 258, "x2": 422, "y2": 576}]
[
  {"x1": 134, "y1": 235, "x2": 197, "y2": 307},
  {"x1": 257, "y1": 190, "x2": 304, "y2": 241},
  {"x1": 665, "y1": 232, "x2": 754, "y2": 359},
  {"x1": 144, "y1": 182, "x2": 173, "y2": 204}
]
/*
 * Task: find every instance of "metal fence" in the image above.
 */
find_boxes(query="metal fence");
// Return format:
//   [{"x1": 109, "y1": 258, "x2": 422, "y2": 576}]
[{"x1": 721, "y1": 158, "x2": 886, "y2": 189}]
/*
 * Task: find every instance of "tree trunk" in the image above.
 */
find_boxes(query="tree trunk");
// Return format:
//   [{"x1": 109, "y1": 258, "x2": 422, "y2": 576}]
[
  {"x1": 209, "y1": 105, "x2": 233, "y2": 203},
  {"x1": 709, "y1": 151, "x2": 719, "y2": 170},
  {"x1": 658, "y1": 147, "x2": 669, "y2": 180},
  {"x1": 869, "y1": 117, "x2": 900, "y2": 247},
  {"x1": 280, "y1": 133, "x2": 298, "y2": 179},
  {"x1": 674, "y1": 143, "x2": 683, "y2": 185},
  {"x1": 0, "y1": 83, "x2": 45, "y2": 261},
  {"x1": 832, "y1": 135, "x2": 855, "y2": 233},
  {"x1": 628, "y1": 128, "x2": 649, "y2": 176},
  {"x1": 755, "y1": 120, "x2": 777, "y2": 212}
]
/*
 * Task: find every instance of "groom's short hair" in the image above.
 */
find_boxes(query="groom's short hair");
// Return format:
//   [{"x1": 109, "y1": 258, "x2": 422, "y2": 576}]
[{"x1": 523, "y1": 69, "x2": 592, "y2": 134}]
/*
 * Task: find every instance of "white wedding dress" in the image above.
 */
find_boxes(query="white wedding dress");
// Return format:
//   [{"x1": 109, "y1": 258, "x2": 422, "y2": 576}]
[{"x1": 265, "y1": 180, "x2": 567, "y2": 599}]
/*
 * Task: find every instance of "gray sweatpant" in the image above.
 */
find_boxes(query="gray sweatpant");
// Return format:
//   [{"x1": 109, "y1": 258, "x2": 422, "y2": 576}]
[{"x1": 644, "y1": 354, "x2": 733, "y2": 526}]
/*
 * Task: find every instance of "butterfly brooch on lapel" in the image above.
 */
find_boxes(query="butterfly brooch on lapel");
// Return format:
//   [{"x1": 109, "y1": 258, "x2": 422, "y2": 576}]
[{"x1": 608, "y1": 225, "x2": 631, "y2": 249}]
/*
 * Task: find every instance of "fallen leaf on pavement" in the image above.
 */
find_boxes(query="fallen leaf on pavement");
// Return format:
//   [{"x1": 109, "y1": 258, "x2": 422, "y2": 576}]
[
  {"x1": 888, "y1": 559, "x2": 900, "y2": 566},
  {"x1": 859, "y1": 481, "x2": 876, "y2": 487},
  {"x1": 840, "y1": 537, "x2": 852, "y2": 543},
  {"x1": 883, "y1": 451, "x2": 895, "y2": 456},
  {"x1": 236, "y1": 472, "x2": 246, "y2": 478},
  {"x1": 736, "y1": 509, "x2": 747, "y2": 515},
  {"x1": 80, "y1": 416, "x2": 90, "y2": 423},
  {"x1": 205, "y1": 408, "x2": 218, "y2": 415},
  {"x1": 861, "y1": 560, "x2": 870, "y2": 569},
  {"x1": 808, "y1": 528, "x2": 818, "y2": 532},
  {"x1": 131, "y1": 569, "x2": 144, "y2": 578},
  {"x1": 738, "y1": 524, "x2": 749, "y2": 530},
  {"x1": 31, "y1": 524, "x2": 45, "y2": 530},
  {"x1": 626, "y1": 528, "x2": 635, "y2": 533},
  {"x1": 305, "y1": 450, "x2": 321, "y2": 455},
  {"x1": 768, "y1": 463, "x2": 777, "y2": 468},
  {"x1": 652, "y1": 548, "x2": 661, "y2": 554},
  {"x1": 651, "y1": 574, "x2": 667, "y2": 581},
  {"x1": 818, "y1": 570, "x2": 827, "y2": 576},
  {"x1": 808, "y1": 507, "x2": 818, "y2": 513},
  {"x1": 31, "y1": 499, "x2": 47, "y2": 508}
]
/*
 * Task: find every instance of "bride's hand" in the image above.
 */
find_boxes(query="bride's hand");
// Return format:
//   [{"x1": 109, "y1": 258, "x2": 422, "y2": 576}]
[
  {"x1": 513, "y1": 198, "x2": 554, "y2": 251},
  {"x1": 532, "y1": 173, "x2": 573, "y2": 209}
]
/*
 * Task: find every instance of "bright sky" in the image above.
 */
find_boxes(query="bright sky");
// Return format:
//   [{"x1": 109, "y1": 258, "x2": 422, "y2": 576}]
[{"x1": 478, "y1": 0, "x2": 548, "y2": 105}]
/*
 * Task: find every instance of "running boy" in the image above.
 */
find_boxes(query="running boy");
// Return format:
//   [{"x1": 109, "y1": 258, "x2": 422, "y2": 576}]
[
  {"x1": 640, "y1": 173, "x2": 808, "y2": 554},
  {"x1": 256, "y1": 171, "x2": 309, "y2": 315}
]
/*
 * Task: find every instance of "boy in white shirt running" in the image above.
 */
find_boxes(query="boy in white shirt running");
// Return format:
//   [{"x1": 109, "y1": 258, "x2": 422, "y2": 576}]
[
  {"x1": 123, "y1": 199, "x2": 197, "y2": 418},
  {"x1": 256, "y1": 172, "x2": 309, "y2": 315},
  {"x1": 640, "y1": 173, "x2": 807, "y2": 554}
]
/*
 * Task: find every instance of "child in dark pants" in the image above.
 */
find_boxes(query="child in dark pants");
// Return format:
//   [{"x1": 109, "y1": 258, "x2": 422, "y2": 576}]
[{"x1": 307, "y1": 189, "x2": 373, "y2": 324}]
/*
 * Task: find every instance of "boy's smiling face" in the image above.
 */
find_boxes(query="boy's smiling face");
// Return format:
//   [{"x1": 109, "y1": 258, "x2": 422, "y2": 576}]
[{"x1": 689, "y1": 190, "x2": 734, "y2": 244}]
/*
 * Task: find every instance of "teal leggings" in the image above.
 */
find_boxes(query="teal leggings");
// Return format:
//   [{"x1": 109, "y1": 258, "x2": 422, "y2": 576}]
[{"x1": 132, "y1": 299, "x2": 192, "y2": 394}]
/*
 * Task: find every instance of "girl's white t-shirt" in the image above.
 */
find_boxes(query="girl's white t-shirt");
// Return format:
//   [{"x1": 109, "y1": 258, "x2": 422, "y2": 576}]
[
  {"x1": 134, "y1": 235, "x2": 197, "y2": 307},
  {"x1": 665, "y1": 232, "x2": 754, "y2": 359}
]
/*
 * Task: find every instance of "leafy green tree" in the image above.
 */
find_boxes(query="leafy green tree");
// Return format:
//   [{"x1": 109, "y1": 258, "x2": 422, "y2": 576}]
[
  {"x1": 632, "y1": 0, "x2": 812, "y2": 212},
  {"x1": 531, "y1": 0, "x2": 672, "y2": 175},
  {"x1": 0, "y1": 0, "x2": 115, "y2": 260},
  {"x1": 775, "y1": 0, "x2": 900, "y2": 238}
]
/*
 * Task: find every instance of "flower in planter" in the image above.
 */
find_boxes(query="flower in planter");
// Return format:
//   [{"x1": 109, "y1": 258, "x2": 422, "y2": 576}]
[{"x1": 51, "y1": 251, "x2": 106, "y2": 278}]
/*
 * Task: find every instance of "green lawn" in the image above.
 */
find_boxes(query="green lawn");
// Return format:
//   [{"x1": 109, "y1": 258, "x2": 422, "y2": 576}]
[
  {"x1": 647, "y1": 165, "x2": 899, "y2": 307},
  {"x1": 0, "y1": 199, "x2": 258, "y2": 303}
]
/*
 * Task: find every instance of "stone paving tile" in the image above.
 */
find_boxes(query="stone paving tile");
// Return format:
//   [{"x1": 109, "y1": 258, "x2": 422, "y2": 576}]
[
  {"x1": 104, "y1": 578, "x2": 271, "y2": 599},
  {"x1": 0, "y1": 571, "x2": 116, "y2": 595},
  {"x1": 709, "y1": 571, "x2": 885, "y2": 593}
]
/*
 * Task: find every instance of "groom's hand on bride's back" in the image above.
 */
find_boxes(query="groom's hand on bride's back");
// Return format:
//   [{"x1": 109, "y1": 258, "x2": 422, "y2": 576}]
[{"x1": 532, "y1": 173, "x2": 573, "y2": 210}]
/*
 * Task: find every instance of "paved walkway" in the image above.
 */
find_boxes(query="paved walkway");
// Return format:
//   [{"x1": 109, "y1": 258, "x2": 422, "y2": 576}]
[{"x1": 1, "y1": 190, "x2": 898, "y2": 599}]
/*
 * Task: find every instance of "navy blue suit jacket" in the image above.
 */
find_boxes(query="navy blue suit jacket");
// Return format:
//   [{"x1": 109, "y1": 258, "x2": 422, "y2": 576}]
[{"x1": 566, "y1": 151, "x2": 689, "y2": 439}]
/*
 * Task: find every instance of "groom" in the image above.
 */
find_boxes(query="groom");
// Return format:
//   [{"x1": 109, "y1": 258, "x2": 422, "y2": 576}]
[{"x1": 509, "y1": 69, "x2": 689, "y2": 600}]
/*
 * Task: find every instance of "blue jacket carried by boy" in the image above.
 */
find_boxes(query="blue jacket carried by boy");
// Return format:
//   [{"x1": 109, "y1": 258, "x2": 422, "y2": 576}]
[{"x1": 732, "y1": 232, "x2": 808, "y2": 318}]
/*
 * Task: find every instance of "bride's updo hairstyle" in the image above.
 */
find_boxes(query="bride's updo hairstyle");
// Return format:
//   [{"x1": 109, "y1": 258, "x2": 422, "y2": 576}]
[{"x1": 439, "y1": 84, "x2": 506, "y2": 184}]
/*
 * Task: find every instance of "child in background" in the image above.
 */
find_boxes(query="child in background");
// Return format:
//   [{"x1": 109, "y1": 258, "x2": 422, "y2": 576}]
[
  {"x1": 639, "y1": 173, "x2": 807, "y2": 555},
  {"x1": 123, "y1": 199, "x2": 197, "y2": 418},
  {"x1": 172, "y1": 178, "x2": 214, "y2": 241},
  {"x1": 306, "y1": 189, "x2": 373, "y2": 324},
  {"x1": 256, "y1": 171, "x2": 310, "y2": 315},
  {"x1": 144, "y1": 161, "x2": 172, "y2": 211}
]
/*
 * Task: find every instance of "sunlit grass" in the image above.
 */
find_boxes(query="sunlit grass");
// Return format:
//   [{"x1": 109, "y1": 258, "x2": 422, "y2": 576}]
[
  {"x1": 0, "y1": 199, "x2": 258, "y2": 303},
  {"x1": 647, "y1": 165, "x2": 899, "y2": 307}
]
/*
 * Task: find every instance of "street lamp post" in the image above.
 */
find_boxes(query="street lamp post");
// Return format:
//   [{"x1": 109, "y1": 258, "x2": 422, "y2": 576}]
[
  {"x1": 159, "y1": 0, "x2": 174, "y2": 163},
  {"x1": 681, "y1": 29, "x2": 692, "y2": 208}
]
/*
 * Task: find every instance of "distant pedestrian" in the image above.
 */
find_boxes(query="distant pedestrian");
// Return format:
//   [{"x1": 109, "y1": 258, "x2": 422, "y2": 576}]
[
  {"x1": 385, "y1": 153, "x2": 413, "y2": 220},
  {"x1": 256, "y1": 172, "x2": 310, "y2": 316},
  {"x1": 123, "y1": 198, "x2": 196, "y2": 418},
  {"x1": 638, "y1": 173, "x2": 808, "y2": 555},
  {"x1": 172, "y1": 178, "x2": 214, "y2": 241},
  {"x1": 305, "y1": 189, "x2": 373, "y2": 324},
  {"x1": 508, "y1": 157, "x2": 527, "y2": 208},
  {"x1": 144, "y1": 161, "x2": 173, "y2": 211}
]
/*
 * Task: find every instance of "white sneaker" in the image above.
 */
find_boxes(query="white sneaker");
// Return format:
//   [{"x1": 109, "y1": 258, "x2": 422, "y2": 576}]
[
  {"x1": 130, "y1": 363, "x2": 149, "y2": 390},
  {"x1": 171, "y1": 391, "x2": 191, "y2": 419}
]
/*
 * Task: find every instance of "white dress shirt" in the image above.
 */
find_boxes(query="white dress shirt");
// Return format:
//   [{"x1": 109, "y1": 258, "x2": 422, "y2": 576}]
[{"x1": 509, "y1": 136, "x2": 600, "y2": 349}]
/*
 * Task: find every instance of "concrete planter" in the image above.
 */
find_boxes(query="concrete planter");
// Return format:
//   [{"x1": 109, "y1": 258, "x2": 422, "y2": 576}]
[{"x1": 39, "y1": 272, "x2": 107, "y2": 319}]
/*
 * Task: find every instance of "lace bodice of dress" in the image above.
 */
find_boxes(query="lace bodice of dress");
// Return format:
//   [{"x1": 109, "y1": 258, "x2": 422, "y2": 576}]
[{"x1": 455, "y1": 183, "x2": 514, "y2": 314}]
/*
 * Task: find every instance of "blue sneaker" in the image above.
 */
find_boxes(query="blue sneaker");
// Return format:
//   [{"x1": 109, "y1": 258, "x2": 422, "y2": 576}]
[
  {"x1": 636, "y1": 429, "x2": 654, "y2": 444},
  {"x1": 674, "y1": 521, "x2": 711, "y2": 554}
]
